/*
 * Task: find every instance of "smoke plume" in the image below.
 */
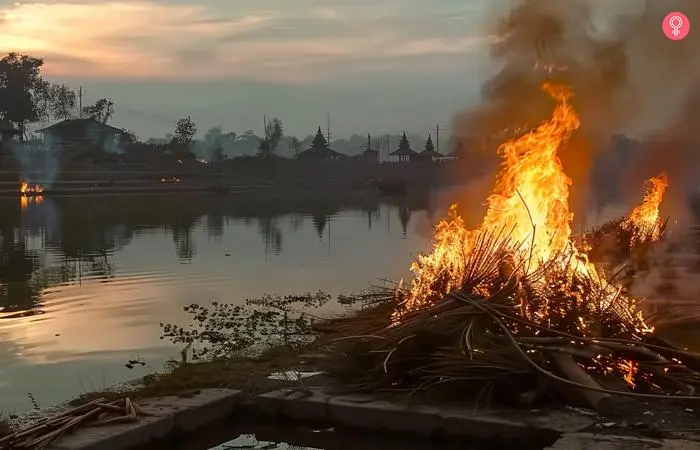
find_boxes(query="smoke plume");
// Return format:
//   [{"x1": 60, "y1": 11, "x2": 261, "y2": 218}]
[{"x1": 452, "y1": 0, "x2": 700, "y2": 224}]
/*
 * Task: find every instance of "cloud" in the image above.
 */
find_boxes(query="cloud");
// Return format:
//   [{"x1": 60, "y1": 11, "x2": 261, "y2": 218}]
[{"x1": 0, "y1": 0, "x2": 495, "y2": 82}]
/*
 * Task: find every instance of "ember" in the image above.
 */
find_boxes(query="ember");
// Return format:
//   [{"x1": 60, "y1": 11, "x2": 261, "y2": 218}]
[{"x1": 316, "y1": 84, "x2": 700, "y2": 411}]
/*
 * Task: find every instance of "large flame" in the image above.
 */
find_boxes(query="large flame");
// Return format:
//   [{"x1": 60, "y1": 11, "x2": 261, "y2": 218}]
[
  {"x1": 402, "y1": 83, "x2": 581, "y2": 314},
  {"x1": 397, "y1": 83, "x2": 658, "y2": 336}
]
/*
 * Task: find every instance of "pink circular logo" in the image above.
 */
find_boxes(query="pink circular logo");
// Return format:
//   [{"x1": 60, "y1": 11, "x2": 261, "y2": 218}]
[{"x1": 663, "y1": 12, "x2": 690, "y2": 40}]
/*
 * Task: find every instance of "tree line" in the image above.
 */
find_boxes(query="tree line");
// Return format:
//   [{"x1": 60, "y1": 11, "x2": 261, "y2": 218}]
[
  {"x1": 0, "y1": 52, "x2": 434, "y2": 161},
  {"x1": 0, "y1": 53, "x2": 118, "y2": 139}
]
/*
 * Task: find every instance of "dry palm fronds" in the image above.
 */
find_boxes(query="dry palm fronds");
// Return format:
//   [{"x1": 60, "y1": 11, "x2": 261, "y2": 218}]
[
  {"x1": 0, "y1": 397, "x2": 149, "y2": 449},
  {"x1": 317, "y1": 220, "x2": 700, "y2": 411}
]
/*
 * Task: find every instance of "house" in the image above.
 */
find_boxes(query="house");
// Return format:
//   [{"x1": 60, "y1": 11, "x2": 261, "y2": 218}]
[
  {"x1": 296, "y1": 127, "x2": 346, "y2": 161},
  {"x1": 389, "y1": 132, "x2": 419, "y2": 163},
  {"x1": 36, "y1": 118, "x2": 124, "y2": 152},
  {"x1": 415, "y1": 134, "x2": 442, "y2": 162}
]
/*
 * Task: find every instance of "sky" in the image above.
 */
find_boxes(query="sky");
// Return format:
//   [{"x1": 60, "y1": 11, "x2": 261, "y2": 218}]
[{"x1": 0, "y1": 0, "x2": 508, "y2": 140}]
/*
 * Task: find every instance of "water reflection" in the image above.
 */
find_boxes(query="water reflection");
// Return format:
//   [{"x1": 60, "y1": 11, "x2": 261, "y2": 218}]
[
  {"x1": 0, "y1": 192, "x2": 434, "y2": 413},
  {"x1": 4, "y1": 192, "x2": 427, "y2": 299},
  {"x1": 0, "y1": 193, "x2": 438, "y2": 318}
]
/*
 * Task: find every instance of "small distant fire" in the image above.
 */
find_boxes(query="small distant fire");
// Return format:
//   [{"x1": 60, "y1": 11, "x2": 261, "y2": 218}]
[
  {"x1": 160, "y1": 177, "x2": 181, "y2": 183},
  {"x1": 19, "y1": 179, "x2": 44, "y2": 196},
  {"x1": 621, "y1": 173, "x2": 668, "y2": 244}
]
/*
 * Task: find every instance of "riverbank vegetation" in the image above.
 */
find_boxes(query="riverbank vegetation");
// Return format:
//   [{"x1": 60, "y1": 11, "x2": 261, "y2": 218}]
[{"x1": 69, "y1": 291, "x2": 335, "y2": 406}]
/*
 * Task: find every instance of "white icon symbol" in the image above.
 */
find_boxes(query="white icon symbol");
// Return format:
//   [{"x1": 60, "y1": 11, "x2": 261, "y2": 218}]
[{"x1": 669, "y1": 15, "x2": 683, "y2": 36}]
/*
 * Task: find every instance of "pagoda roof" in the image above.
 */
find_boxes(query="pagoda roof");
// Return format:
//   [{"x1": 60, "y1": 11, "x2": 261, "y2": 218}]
[
  {"x1": 419, "y1": 149, "x2": 442, "y2": 158},
  {"x1": 390, "y1": 147, "x2": 419, "y2": 156}
]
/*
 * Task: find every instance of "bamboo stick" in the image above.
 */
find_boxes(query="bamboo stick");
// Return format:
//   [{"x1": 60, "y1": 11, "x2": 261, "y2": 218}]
[
  {"x1": 549, "y1": 353, "x2": 613, "y2": 412},
  {"x1": 0, "y1": 398, "x2": 105, "y2": 446}
]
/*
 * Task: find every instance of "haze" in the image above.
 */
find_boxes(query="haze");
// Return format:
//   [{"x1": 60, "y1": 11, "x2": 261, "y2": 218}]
[{"x1": 0, "y1": 0, "x2": 514, "y2": 139}]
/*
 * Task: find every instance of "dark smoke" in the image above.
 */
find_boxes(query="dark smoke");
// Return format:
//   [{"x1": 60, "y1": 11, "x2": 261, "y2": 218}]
[{"x1": 452, "y1": 0, "x2": 700, "y2": 225}]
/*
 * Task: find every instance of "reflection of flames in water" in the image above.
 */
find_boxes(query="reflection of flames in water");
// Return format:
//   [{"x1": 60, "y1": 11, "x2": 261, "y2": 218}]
[
  {"x1": 20, "y1": 195, "x2": 44, "y2": 209},
  {"x1": 20, "y1": 179, "x2": 44, "y2": 195},
  {"x1": 395, "y1": 83, "x2": 667, "y2": 342},
  {"x1": 160, "y1": 177, "x2": 181, "y2": 183}
]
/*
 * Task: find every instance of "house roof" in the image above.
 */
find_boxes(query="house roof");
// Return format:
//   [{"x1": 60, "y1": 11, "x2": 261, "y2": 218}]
[
  {"x1": 36, "y1": 118, "x2": 123, "y2": 134},
  {"x1": 297, "y1": 146, "x2": 346, "y2": 159}
]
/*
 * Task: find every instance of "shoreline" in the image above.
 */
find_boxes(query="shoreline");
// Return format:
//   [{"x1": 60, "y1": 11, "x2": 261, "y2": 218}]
[
  {"x1": 7, "y1": 381, "x2": 700, "y2": 449},
  {"x1": 5, "y1": 356, "x2": 700, "y2": 450}
]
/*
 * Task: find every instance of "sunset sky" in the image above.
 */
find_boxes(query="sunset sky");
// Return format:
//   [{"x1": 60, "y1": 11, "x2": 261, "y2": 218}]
[{"x1": 0, "y1": 0, "x2": 507, "y2": 139}]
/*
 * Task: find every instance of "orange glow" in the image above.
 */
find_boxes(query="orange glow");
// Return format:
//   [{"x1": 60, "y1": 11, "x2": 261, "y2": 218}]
[
  {"x1": 20, "y1": 195, "x2": 43, "y2": 209},
  {"x1": 395, "y1": 82, "x2": 653, "y2": 338},
  {"x1": 622, "y1": 174, "x2": 668, "y2": 243},
  {"x1": 19, "y1": 179, "x2": 44, "y2": 195}
]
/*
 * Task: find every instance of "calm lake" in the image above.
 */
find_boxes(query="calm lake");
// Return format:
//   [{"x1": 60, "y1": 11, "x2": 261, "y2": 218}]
[{"x1": 0, "y1": 193, "x2": 438, "y2": 414}]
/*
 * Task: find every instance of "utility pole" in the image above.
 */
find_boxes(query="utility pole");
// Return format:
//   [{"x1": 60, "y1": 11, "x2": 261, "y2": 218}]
[
  {"x1": 434, "y1": 123, "x2": 448, "y2": 154},
  {"x1": 78, "y1": 86, "x2": 84, "y2": 118},
  {"x1": 326, "y1": 111, "x2": 331, "y2": 144},
  {"x1": 386, "y1": 134, "x2": 390, "y2": 160}
]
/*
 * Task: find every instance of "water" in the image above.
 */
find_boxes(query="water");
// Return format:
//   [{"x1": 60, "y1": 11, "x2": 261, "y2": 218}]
[
  {"x1": 0, "y1": 193, "x2": 436, "y2": 414},
  {"x1": 172, "y1": 420, "x2": 489, "y2": 450}
]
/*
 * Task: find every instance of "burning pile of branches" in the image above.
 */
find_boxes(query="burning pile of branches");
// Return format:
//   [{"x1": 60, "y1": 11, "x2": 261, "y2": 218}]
[
  {"x1": 583, "y1": 174, "x2": 669, "y2": 270},
  {"x1": 316, "y1": 84, "x2": 700, "y2": 411}
]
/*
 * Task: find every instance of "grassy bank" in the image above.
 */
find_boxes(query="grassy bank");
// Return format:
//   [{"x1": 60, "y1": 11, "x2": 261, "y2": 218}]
[{"x1": 68, "y1": 345, "x2": 310, "y2": 407}]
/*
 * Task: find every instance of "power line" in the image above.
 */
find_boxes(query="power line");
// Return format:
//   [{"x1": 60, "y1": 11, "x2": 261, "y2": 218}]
[
  {"x1": 77, "y1": 86, "x2": 84, "y2": 118},
  {"x1": 433, "y1": 123, "x2": 449, "y2": 154}
]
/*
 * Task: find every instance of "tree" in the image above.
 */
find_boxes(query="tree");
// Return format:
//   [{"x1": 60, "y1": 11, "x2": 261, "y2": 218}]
[
  {"x1": 82, "y1": 98, "x2": 114, "y2": 123},
  {"x1": 257, "y1": 117, "x2": 283, "y2": 158},
  {"x1": 118, "y1": 129, "x2": 138, "y2": 146},
  {"x1": 0, "y1": 53, "x2": 51, "y2": 138},
  {"x1": 49, "y1": 84, "x2": 76, "y2": 121},
  {"x1": 173, "y1": 116, "x2": 196, "y2": 145},
  {"x1": 289, "y1": 136, "x2": 302, "y2": 156},
  {"x1": 171, "y1": 116, "x2": 197, "y2": 159}
]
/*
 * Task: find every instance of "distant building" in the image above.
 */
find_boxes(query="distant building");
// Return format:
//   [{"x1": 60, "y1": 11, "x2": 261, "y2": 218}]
[
  {"x1": 296, "y1": 127, "x2": 346, "y2": 161},
  {"x1": 389, "y1": 132, "x2": 419, "y2": 163},
  {"x1": 416, "y1": 133, "x2": 442, "y2": 162},
  {"x1": 36, "y1": 118, "x2": 124, "y2": 152},
  {"x1": 358, "y1": 133, "x2": 379, "y2": 163}
]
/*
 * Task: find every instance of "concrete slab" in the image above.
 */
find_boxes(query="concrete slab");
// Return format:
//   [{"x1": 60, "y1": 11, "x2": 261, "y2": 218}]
[
  {"x1": 546, "y1": 433, "x2": 700, "y2": 450},
  {"x1": 253, "y1": 387, "x2": 593, "y2": 443},
  {"x1": 48, "y1": 389, "x2": 243, "y2": 450}
]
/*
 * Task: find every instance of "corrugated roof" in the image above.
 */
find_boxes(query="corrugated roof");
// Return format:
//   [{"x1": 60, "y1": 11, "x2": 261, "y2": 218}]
[{"x1": 36, "y1": 118, "x2": 123, "y2": 134}]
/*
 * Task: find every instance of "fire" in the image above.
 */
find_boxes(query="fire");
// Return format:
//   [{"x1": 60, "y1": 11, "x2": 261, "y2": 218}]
[
  {"x1": 396, "y1": 82, "x2": 652, "y2": 337},
  {"x1": 401, "y1": 83, "x2": 581, "y2": 315},
  {"x1": 621, "y1": 174, "x2": 668, "y2": 243},
  {"x1": 19, "y1": 179, "x2": 44, "y2": 195}
]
